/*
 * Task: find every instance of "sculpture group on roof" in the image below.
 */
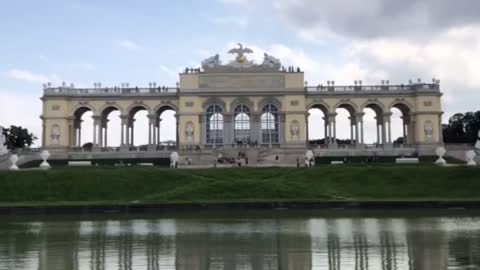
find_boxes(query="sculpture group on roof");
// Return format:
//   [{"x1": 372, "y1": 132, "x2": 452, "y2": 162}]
[{"x1": 201, "y1": 43, "x2": 282, "y2": 72}]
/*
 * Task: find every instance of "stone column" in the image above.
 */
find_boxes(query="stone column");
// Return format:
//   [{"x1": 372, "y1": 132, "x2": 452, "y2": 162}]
[
  {"x1": 92, "y1": 116, "x2": 101, "y2": 151},
  {"x1": 383, "y1": 112, "x2": 392, "y2": 145},
  {"x1": 251, "y1": 113, "x2": 261, "y2": 145},
  {"x1": 77, "y1": 127, "x2": 82, "y2": 147},
  {"x1": 104, "y1": 125, "x2": 108, "y2": 147},
  {"x1": 376, "y1": 122, "x2": 381, "y2": 144},
  {"x1": 355, "y1": 113, "x2": 364, "y2": 145},
  {"x1": 156, "y1": 119, "x2": 162, "y2": 145},
  {"x1": 279, "y1": 113, "x2": 286, "y2": 145},
  {"x1": 360, "y1": 120, "x2": 364, "y2": 144},
  {"x1": 147, "y1": 114, "x2": 157, "y2": 151},
  {"x1": 223, "y1": 113, "x2": 234, "y2": 146},
  {"x1": 323, "y1": 117, "x2": 328, "y2": 143},
  {"x1": 200, "y1": 113, "x2": 207, "y2": 146},
  {"x1": 120, "y1": 115, "x2": 128, "y2": 148},
  {"x1": 402, "y1": 114, "x2": 410, "y2": 144}
]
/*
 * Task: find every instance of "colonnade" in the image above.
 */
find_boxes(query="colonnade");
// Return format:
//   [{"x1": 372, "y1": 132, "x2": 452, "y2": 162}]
[
  {"x1": 314, "y1": 109, "x2": 413, "y2": 145},
  {"x1": 73, "y1": 110, "x2": 172, "y2": 149}
]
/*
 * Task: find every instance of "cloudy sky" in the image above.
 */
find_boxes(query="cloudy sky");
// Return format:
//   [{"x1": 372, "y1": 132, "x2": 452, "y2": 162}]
[{"x1": 1, "y1": 0, "x2": 479, "y2": 146}]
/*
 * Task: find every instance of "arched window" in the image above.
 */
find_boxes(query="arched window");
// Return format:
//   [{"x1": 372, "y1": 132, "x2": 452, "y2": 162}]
[
  {"x1": 261, "y1": 104, "x2": 279, "y2": 144},
  {"x1": 234, "y1": 104, "x2": 251, "y2": 143},
  {"x1": 206, "y1": 104, "x2": 224, "y2": 145}
]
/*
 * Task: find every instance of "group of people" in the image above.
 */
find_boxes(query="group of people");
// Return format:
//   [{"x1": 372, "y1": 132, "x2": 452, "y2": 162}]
[
  {"x1": 284, "y1": 66, "x2": 302, "y2": 73},
  {"x1": 184, "y1": 67, "x2": 201, "y2": 74}
]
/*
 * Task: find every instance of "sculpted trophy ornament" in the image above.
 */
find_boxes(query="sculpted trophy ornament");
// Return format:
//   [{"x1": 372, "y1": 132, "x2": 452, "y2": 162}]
[
  {"x1": 51, "y1": 125, "x2": 61, "y2": 145},
  {"x1": 0, "y1": 126, "x2": 8, "y2": 155},
  {"x1": 263, "y1": 53, "x2": 281, "y2": 70},
  {"x1": 424, "y1": 120, "x2": 433, "y2": 140},
  {"x1": 290, "y1": 121, "x2": 300, "y2": 141},
  {"x1": 201, "y1": 54, "x2": 221, "y2": 71},
  {"x1": 185, "y1": 122, "x2": 194, "y2": 144}
]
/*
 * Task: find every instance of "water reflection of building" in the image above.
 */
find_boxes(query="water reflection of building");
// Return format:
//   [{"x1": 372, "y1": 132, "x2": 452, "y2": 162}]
[
  {"x1": 0, "y1": 215, "x2": 478, "y2": 270},
  {"x1": 174, "y1": 219, "x2": 312, "y2": 270}
]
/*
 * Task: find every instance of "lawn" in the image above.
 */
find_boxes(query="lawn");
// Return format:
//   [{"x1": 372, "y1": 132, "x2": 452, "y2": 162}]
[{"x1": 0, "y1": 166, "x2": 479, "y2": 207}]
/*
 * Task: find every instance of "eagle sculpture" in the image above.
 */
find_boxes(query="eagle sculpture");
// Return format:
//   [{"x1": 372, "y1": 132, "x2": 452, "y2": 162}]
[{"x1": 228, "y1": 43, "x2": 253, "y2": 64}]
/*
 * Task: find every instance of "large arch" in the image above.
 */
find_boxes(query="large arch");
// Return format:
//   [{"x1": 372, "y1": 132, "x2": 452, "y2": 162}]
[
  {"x1": 100, "y1": 105, "x2": 122, "y2": 148},
  {"x1": 154, "y1": 105, "x2": 177, "y2": 147},
  {"x1": 73, "y1": 106, "x2": 94, "y2": 149},
  {"x1": 127, "y1": 105, "x2": 149, "y2": 148},
  {"x1": 362, "y1": 102, "x2": 385, "y2": 144},
  {"x1": 390, "y1": 102, "x2": 414, "y2": 144},
  {"x1": 334, "y1": 103, "x2": 358, "y2": 144},
  {"x1": 308, "y1": 103, "x2": 329, "y2": 144}
]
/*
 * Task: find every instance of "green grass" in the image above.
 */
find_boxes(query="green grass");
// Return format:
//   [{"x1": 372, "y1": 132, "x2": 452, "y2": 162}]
[{"x1": 0, "y1": 166, "x2": 479, "y2": 207}]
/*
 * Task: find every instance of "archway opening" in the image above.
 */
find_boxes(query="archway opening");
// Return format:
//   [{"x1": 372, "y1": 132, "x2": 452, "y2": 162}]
[
  {"x1": 261, "y1": 104, "x2": 279, "y2": 146},
  {"x1": 334, "y1": 104, "x2": 356, "y2": 144},
  {"x1": 362, "y1": 104, "x2": 384, "y2": 144},
  {"x1": 308, "y1": 105, "x2": 327, "y2": 144},
  {"x1": 73, "y1": 107, "x2": 93, "y2": 149},
  {"x1": 156, "y1": 106, "x2": 177, "y2": 147},
  {"x1": 391, "y1": 103, "x2": 412, "y2": 144},
  {"x1": 101, "y1": 106, "x2": 121, "y2": 148},
  {"x1": 234, "y1": 104, "x2": 251, "y2": 144},
  {"x1": 129, "y1": 106, "x2": 149, "y2": 148}
]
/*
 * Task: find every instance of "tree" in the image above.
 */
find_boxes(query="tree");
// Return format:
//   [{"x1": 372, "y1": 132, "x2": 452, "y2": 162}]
[
  {"x1": 443, "y1": 111, "x2": 480, "y2": 144},
  {"x1": 3, "y1": 126, "x2": 37, "y2": 151}
]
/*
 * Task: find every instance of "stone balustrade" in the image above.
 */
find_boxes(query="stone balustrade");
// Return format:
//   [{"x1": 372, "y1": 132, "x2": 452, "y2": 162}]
[
  {"x1": 44, "y1": 86, "x2": 178, "y2": 97},
  {"x1": 305, "y1": 83, "x2": 440, "y2": 94}
]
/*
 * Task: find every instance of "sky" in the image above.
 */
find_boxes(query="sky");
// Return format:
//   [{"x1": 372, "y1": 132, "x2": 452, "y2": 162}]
[{"x1": 1, "y1": 0, "x2": 479, "y2": 146}]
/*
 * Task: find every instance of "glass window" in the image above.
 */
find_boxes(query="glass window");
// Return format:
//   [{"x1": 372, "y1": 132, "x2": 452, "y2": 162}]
[
  {"x1": 234, "y1": 104, "x2": 251, "y2": 143},
  {"x1": 206, "y1": 104, "x2": 224, "y2": 144},
  {"x1": 261, "y1": 104, "x2": 279, "y2": 144}
]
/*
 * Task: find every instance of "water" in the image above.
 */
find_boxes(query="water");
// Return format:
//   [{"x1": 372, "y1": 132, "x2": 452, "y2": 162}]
[{"x1": 0, "y1": 210, "x2": 480, "y2": 270}]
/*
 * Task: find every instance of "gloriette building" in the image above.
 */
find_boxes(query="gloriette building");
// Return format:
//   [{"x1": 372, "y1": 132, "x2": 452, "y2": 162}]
[{"x1": 41, "y1": 44, "x2": 443, "y2": 164}]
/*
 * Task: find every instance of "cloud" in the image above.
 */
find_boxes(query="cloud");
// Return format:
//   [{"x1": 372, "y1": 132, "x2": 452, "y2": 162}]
[
  {"x1": 209, "y1": 16, "x2": 249, "y2": 29},
  {"x1": 5, "y1": 69, "x2": 60, "y2": 84},
  {"x1": 271, "y1": 0, "x2": 480, "y2": 39},
  {"x1": 117, "y1": 39, "x2": 143, "y2": 51}
]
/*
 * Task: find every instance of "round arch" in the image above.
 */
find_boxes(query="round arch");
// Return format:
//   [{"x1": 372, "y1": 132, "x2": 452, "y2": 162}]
[
  {"x1": 388, "y1": 101, "x2": 415, "y2": 115},
  {"x1": 154, "y1": 104, "x2": 177, "y2": 146},
  {"x1": 388, "y1": 101, "x2": 414, "y2": 144},
  {"x1": 307, "y1": 101, "x2": 331, "y2": 115},
  {"x1": 202, "y1": 97, "x2": 226, "y2": 112},
  {"x1": 333, "y1": 101, "x2": 358, "y2": 115},
  {"x1": 360, "y1": 101, "x2": 386, "y2": 116},
  {"x1": 257, "y1": 97, "x2": 282, "y2": 112},
  {"x1": 99, "y1": 104, "x2": 123, "y2": 116},
  {"x1": 230, "y1": 97, "x2": 254, "y2": 113},
  {"x1": 154, "y1": 104, "x2": 177, "y2": 116},
  {"x1": 72, "y1": 105, "x2": 96, "y2": 118},
  {"x1": 126, "y1": 104, "x2": 151, "y2": 116}
]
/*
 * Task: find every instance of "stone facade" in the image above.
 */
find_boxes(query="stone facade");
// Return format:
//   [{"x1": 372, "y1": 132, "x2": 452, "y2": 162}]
[{"x1": 40, "y1": 46, "x2": 443, "y2": 160}]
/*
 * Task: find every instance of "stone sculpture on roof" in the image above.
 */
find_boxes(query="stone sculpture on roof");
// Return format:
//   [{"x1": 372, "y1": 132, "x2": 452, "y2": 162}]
[{"x1": 201, "y1": 43, "x2": 282, "y2": 72}]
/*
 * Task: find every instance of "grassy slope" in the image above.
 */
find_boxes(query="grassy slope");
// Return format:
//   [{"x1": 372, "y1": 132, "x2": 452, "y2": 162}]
[{"x1": 0, "y1": 166, "x2": 479, "y2": 207}]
